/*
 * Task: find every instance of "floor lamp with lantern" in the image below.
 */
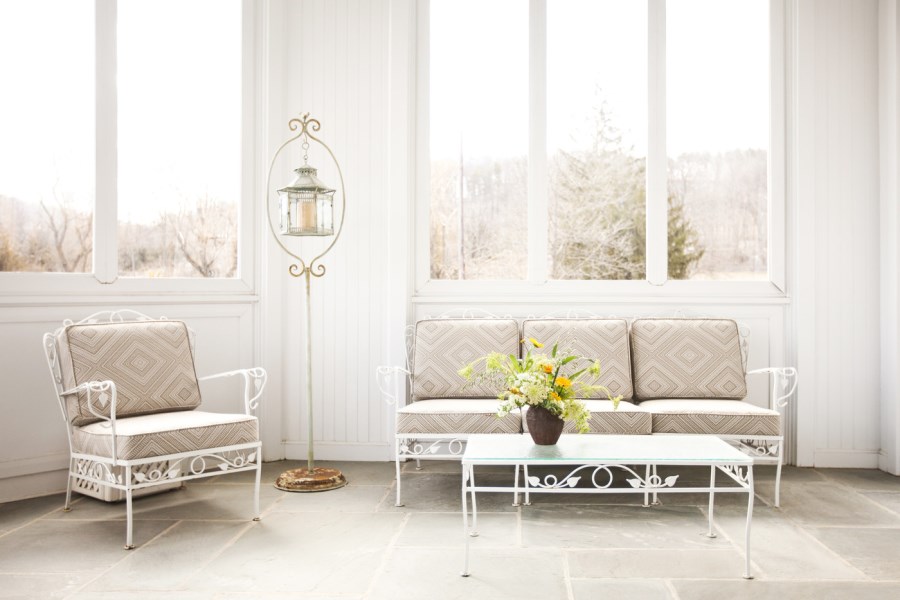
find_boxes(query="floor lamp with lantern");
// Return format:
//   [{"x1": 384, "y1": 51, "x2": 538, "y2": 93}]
[{"x1": 267, "y1": 113, "x2": 347, "y2": 492}]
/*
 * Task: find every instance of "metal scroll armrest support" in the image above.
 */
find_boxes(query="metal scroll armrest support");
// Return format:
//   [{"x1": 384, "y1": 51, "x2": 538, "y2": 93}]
[
  {"x1": 61, "y1": 380, "x2": 120, "y2": 463},
  {"x1": 747, "y1": 367, "x2": 798, "y2": 410},
  {"x1": 199, "y1": 368, "x2": 268, "y2": 414},
  {"x1": 376, "y1": 366, "x2": 411, "y2": 407}
]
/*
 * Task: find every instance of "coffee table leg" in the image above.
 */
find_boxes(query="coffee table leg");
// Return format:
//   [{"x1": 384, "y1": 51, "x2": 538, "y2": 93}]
[
  {"x1": 461, "y1": 465, "x2": 471, "y2": 577},
  {"x1": 469, "y1": 467, "x2": 479, "y2": 537},
  {"x1": 744, "y1": 465, "x2": 755, "y2": 579},
  {"x1": 643, "y1": 465, "x2": 651, "y2": 507},
  {"x1": 513, "y1": 464, "x2": 521, "y2": 506},
  {"x1": 706, "y1": 465, "x2": 718, "y2": 538},
  {"x1": 523, "y1": 465, "x2": 531, "y2": 506}
]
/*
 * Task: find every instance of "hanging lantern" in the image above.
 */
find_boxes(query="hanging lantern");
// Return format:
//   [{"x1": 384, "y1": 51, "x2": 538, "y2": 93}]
[{"x1": 277, "y1": 164, "x2": 335, "y2": 236}]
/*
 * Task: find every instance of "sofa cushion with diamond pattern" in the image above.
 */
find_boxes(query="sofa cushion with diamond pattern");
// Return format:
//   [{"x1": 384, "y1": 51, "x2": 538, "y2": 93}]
[{"x1": 631, "y1": 318, "x2": 747, "y2": 400}]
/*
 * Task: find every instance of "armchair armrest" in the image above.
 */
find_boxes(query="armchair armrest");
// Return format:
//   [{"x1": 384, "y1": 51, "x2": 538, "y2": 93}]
[
  {"x1": 376, "y1": 366, "x2": 410, "y2": 407},
  {"x1": 61, "y1": 380, "x2": 121, "y2": 462},
  {"x1": 199, "y1": 367, "x2": 267, "y2": 414},
  {"x1": 747, "y1": 367, "x2": 798, "y2": 409}
]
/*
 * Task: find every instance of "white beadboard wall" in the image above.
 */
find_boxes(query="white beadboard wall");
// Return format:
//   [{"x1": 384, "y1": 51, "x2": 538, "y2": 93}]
[
  {"x1": 794, "y1": 0, "x2": 883, "y2": 468},
  {"x1": 274, "y1": 0, "x2": 395, "y2": 462},
  {"x1": 880, "y1": 0, "x2": 900, "y2": 475}
]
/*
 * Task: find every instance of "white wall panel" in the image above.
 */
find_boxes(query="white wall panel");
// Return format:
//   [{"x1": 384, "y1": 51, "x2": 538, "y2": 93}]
[
  {"x1": 276, "y1": 0, "x2": 392, "y2": 461},
  {"x1": 795, "y1": 0, "x2": 882, "y2": 467}
]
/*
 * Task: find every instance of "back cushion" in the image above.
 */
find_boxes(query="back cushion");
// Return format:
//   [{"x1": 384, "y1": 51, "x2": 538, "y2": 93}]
[
  {"x1": 522, "y1": 319, "x2": 633, "y2": 401},
  {"x1": 631, "y1": 318, "x2": 747, "y2": 400},
  {"x1": 412, "y1": 318, "x2": 519, "y2": 400},
  {"x1": 56, "y1": 320, "x2": 202, "y2": 426}
]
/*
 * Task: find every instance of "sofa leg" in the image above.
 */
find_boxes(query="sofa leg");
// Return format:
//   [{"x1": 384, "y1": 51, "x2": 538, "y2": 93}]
[
  {"x1": 774, "y1": 441, "x2": 784, "y2": 508},
  {"x1": 124, "y1": 466, "x2": 135, "y2": 550}
]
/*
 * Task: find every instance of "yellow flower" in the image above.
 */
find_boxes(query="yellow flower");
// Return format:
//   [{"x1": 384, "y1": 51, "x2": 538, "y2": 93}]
[
  {"x1": 555, "y1": 376, "x2": 572, "y2": 389},
  {"x1": 509, "y1": 387, "x2": 520, "y2": 395},
  {"x1": 542, "y1": 364, "x2": 553, "y2": 374},
  {"x1": 550, "y1": 391, "x2": 561, "y2": 401},
  {"x1": 529, "y1": 337, "x2": 544, "y2": 348}
]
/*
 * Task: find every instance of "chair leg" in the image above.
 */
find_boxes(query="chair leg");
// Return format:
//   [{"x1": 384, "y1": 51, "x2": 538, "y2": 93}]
[
  {"x1": 774, "y1": 439, "x2": 784, "y2": 508},
  {"x1": 124, "y1": 466, "x2": 135, "y2": 550},
  {"x1": 63, "y1": 458, "x2": 74, "y2": 512},
  {"x1": 253, "y1": 454, "x2": 261, "y2": 521},
  {"x1": 395, "y1": 437, "x2": 404, "y2": 507}
]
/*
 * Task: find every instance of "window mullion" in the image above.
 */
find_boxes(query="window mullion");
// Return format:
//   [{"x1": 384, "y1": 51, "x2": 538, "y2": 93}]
[
  {"x1": 527, "y1": 0, "x2": 548, "y2": 283},
  {"x1": 646, "y1": 0, "x2": 667, "y2": 285},
  {"x1": 93, "y1": 0, "x2": 118, "y2": 284}
]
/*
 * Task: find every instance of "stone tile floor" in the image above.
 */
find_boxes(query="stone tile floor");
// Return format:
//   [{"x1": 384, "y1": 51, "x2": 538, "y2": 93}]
[{"x1": 0, "y1": 461, "x2": 898, "y2": 599}]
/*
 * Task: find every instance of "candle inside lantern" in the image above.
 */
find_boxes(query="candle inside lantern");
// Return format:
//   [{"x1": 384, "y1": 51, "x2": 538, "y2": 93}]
[{"x1": 301, "y1": 199, "x2": 316, "y2": 230}]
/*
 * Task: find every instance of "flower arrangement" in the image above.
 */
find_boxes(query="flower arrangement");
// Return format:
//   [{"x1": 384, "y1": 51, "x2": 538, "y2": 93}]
[{"x1": 458, "y1": 338, "x2": 622, "y2": 433}]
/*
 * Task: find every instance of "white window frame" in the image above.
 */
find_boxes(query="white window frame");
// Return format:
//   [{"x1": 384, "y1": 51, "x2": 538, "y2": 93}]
[
  {"x1": 414, "y1": 0, "x2": 786, "y2": 302},
  {"x1": 0, "y1": 0, "x2": 257, "y2": 297}
]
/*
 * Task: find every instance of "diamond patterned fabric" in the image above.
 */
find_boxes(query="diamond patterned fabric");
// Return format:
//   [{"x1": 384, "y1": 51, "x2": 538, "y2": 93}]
[
  {"x1": 411, "y1": 319, "x2": 519, "y2": 400},
  {"x1": 397, "y1": 399, "x2": 521, "y2": 434},
  {"x1": 57, "y1": 320, "x2": 201, "y2": 426},
  {"x1": 639, "y1": 399, "x2": 781, "y2": 436},
  {"x1": 631, "y1": 319, "x2": 747, "y2": 400},
  {"x1": 522, "y1": 319, "x2": 634, "y2": 400},
  {"x1": 73, "y1": 411, "x2": 258, "y2": 460}
]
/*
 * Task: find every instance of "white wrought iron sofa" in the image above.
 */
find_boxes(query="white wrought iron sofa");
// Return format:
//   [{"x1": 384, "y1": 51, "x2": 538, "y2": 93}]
[
  {"x1": 377, "y1": 316, "x2": 797, "y2": 508},
  {"x1": 43, "y1": 310, "x2": 267, "y2": 549}
]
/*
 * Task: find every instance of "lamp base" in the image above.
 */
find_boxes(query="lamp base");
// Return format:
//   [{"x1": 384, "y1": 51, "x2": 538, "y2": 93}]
[{"x1": 274, "y1": 467, "x2": 348, "y2": 492}]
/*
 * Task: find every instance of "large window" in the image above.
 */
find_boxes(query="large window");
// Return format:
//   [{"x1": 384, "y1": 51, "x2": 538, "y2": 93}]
[
  {"x1": 422, "y1": 0, "x2": 779, "y2": 288},
  {"x1": 0, "y1": 0, "x2": 245, "y2": 281}
]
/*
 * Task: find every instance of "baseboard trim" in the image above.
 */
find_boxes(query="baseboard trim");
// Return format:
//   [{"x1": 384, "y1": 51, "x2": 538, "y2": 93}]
[
  {"x1": 0, "y1": 452, "x2": 69, "y2": 480},
  {"x1": 283, "y1": 441, "x2": 392, "y2": 462},
  {"x1": 814, "y1": 449, "x2": 881, "y2": 469}
]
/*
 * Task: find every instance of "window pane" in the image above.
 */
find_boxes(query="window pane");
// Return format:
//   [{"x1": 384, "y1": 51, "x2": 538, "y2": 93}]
[
  {"x1": 548, "y1": 0, "x2": 647, "y2": 280},
  {"x1": 429, "y1": 0, "x2": 528, "y2": 280},
  {"x1": 118, "y1": 0, "x2": 241, "y2": 278},
  {"x1": 667, "y1": 0, "x2": 768, "y2": 280},
  {"x1": 0, "y1": 0, "x2": 94, "y2": 273}
]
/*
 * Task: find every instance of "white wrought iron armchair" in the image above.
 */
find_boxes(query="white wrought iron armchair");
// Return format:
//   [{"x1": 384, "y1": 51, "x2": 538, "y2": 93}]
[{"x1": 43, "y1": 310, "x2": 267, "y2": 549}]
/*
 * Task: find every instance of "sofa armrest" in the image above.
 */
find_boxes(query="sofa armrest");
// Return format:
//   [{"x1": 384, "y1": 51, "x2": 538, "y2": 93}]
[
  {"x1": 199, "y1": 367, "x2": 267, "y2": 414},
  {"x1": 376, "y1": 366, "x2": 410, "y2": 407},
  {"x1": 747, "y1": 367, "x2": 798, "y2": 409}
]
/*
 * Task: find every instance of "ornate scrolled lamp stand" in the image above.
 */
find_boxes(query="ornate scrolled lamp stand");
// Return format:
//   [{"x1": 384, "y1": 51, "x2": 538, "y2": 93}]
[{"x1": 267, "y1": 113, "x2": 347, "y2": 492}]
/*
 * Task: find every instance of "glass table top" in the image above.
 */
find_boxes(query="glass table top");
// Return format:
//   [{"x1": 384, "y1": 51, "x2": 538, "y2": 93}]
[{"x1": 463, "y1": 434, "x2": 752, "y2": 464}]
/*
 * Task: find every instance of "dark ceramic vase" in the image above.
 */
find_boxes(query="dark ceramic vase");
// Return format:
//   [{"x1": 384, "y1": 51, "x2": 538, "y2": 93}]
[{"x1": 526, "y1": 405, "x2": 565, "y2": 445}]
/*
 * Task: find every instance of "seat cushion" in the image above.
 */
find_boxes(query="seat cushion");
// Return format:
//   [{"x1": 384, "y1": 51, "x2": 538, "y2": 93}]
[
  {"x1": 397, "y1": 399, "x2": 521, "y2": 434},
  {"x1": 631, "y1": 318, "x2": 747, "y2": 400},
  {"x1": 640, "y1": 399, "x2": 781, "y2": 436},
  {"x1": 57, "y1": 320, "x2": 201, "y2": 426},
  {"x1": 73, "y1": 411, "x2": 258, "y2": 461},
  {"x1": 411, "y1": 318, "x2": 519, "y2": 400},
  {"x1": 522, "y1": 400, "x2": 652, "y2": 435},
  {"x1": 522, "y1": 319, "x2": 634, "y2": 401}
]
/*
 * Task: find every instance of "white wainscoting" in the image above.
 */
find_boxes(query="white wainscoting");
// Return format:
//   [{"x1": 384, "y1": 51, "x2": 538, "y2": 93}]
[
  {"x1": 793, "y1": 0, "x2": 882, "y2": 468},
  {"x1": 274, "y1": 0, "x2": 395, "y2": 463}
]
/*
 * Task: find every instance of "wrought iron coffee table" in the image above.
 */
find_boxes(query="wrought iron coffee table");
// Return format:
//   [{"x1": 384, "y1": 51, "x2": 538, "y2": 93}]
[{"x1": 461, "y1": 433, "x2": 755, "y2": 578}]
